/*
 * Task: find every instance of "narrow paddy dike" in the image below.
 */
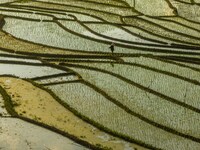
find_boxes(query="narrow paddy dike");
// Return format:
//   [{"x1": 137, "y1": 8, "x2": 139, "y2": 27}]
[
  {"x1": 0, "y1": 76, "x2": 146, "y2": 150},
  {"x1": 1, "y1": 0, "x2": 200, "y2": 150}
]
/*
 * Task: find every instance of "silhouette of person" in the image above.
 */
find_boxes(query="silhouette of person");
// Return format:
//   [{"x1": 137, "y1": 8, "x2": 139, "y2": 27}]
[{"x1": 109, "y1": 42, "x2": 115, "y2": 54}]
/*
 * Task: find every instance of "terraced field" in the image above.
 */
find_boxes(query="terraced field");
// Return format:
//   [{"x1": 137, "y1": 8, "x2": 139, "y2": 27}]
[{"x1": 0, "y1": 0, "x2": 200, "y2": 150}]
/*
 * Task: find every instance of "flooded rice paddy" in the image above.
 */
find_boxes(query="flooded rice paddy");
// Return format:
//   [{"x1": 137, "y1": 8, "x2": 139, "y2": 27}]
[{"x1": 0, "y1": 0, "x2": 200, "y2": 150}]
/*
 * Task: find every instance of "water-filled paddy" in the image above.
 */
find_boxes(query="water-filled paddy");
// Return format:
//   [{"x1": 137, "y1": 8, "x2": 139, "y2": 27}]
[{"x1": 1, "y1": 0, "x2": 200, "y2": 150}]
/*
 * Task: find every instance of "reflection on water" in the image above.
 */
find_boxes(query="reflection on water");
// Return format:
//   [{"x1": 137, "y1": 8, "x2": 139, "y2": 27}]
[{"x1": 0, "y1": 118, "x2": 89, "y2": 150}]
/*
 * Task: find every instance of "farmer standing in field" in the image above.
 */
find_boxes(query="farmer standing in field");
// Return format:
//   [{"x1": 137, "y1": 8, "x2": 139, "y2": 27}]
[{"x1": 109, "y1": 42, "x2": 115, "y2": 54}]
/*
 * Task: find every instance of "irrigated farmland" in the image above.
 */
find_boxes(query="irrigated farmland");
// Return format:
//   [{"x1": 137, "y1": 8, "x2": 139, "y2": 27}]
[{"x1": 0, "y1": 0, "x2": 200, "y2": 150}]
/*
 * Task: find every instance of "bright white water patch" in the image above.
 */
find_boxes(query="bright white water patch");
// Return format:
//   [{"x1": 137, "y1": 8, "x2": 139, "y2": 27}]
[
  {"x1": 0, "y1": 56, "x2": 41, "y2": 63},
  {"x1": 81, "y1": 30, "x2": 158, "y2": 47},
  {"x1": 0, "y1": 64, "x2": 64, "y2": 78},
  {"x1": 0, "y1": 50, "x2": 14, "y2": 54},
  {"x1": 0, "y1": 118, "x2": 89, "y2": 150},
  {"x1": 85, "y1": 23, "x2": 161, "y2": 44},
  {"x1": 123, "y1": 26, "x2": 175, "y2": 45},
  {"x1": 59, "y1": 20, "x2": 160, "y2": 46},
  {"x1": 35, "y1": 75, "x2": 78, "y2": 84}
]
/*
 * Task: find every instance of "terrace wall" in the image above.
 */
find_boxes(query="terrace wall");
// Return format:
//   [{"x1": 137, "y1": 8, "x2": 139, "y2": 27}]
[{"x1": 124, "y1": 0, "x2": 175, "y2": 16}]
